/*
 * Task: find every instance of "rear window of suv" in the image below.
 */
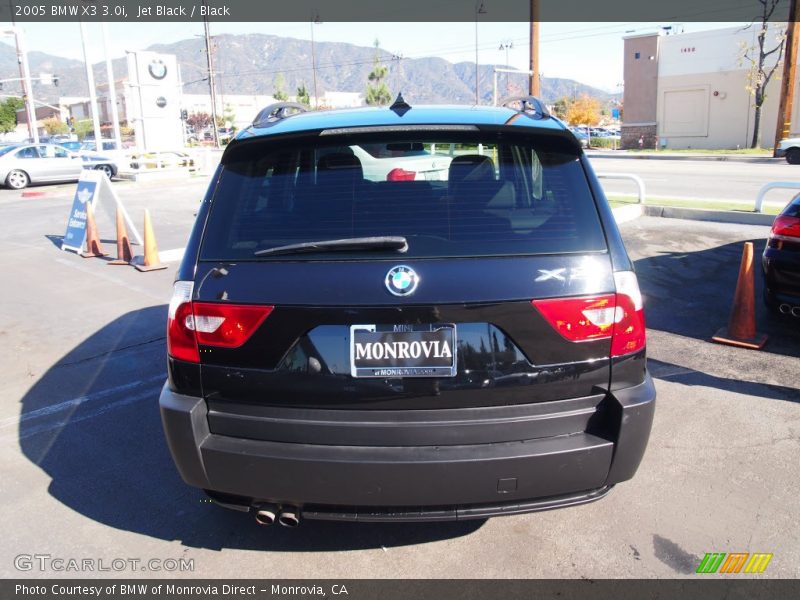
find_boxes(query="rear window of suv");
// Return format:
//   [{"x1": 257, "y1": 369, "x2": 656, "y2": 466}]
[{"x1": 200, "y1": 132, "x2": 606, "y2": 260}]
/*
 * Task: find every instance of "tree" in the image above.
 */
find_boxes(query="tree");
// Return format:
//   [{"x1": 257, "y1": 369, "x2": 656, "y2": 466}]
[
  {"x1": 552, "y1": 96, "x2": 572, "y2": 120},
  {"x1": 296, "y1": 83, "x2": 310, "y2": 107},
  {"x1": 0, "y1": 97, "x2": 23, "y2": 134},
  {"x1": 73, "y1": 119, "x2": 94, "y2": 140},
  {"x1": 223, "y1": 103, "x2": 236, "y2": 130},
  {"x1": 186, "y1": 112, "x2": 212, "y2": 131},
  {"x1": 739, "y1": 1, "x2": 787, "y2": 148},
  {"x1": 42, "y1": 117, "x2": 68, "y2": 136},
  {"x1": 366, "y1": 39, "x2": 391, "y2": 106},
  {"x1": 565, "y1": 93, "x2": 601, "y2": 126},
  {"x1": 273, "y1": 73, "x2": 289, "y2": 101}
]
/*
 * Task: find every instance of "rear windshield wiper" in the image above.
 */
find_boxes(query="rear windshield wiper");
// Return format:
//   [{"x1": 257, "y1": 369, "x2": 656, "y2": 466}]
[{"x1": 254, "y1": 236, "x2": 408, "y2": 257}]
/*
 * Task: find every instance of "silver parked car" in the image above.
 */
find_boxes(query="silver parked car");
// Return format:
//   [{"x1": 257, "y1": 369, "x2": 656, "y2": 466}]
[{"x1": 0, "y1": 143, "x2": 118, "y2": 189}]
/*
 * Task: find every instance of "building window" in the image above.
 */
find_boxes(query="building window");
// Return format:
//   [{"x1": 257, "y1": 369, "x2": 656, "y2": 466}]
[{"x1": 635, "y1": 52, "x2": 641, "y2": 59}]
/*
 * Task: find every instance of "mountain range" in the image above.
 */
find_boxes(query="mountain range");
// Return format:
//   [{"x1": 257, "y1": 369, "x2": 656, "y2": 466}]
[{"x1": 0, "y1": 33, "x2": 619, "y2": 109}]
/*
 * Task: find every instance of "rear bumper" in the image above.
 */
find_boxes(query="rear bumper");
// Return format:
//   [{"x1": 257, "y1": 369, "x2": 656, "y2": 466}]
[{"x1": 160, "y1": 375, "x2": 656, "y2": 521}]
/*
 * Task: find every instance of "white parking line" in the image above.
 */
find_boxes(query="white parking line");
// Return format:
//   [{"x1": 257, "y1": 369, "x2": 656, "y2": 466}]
[
  {"x1": 159, "y1": 247, "x2": 186, "y2": 263},
  {"x1": 10, "y1": 387, "x2": 163, "y2": 441},
  {"x1": 0, "y1": 374, "x2": 165, "y2": 434},
  {"x1": 55, "y1": 257, "x2": 166, "y2": 301}
]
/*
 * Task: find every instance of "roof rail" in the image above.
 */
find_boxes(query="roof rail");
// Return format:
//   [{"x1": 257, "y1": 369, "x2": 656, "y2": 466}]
[
  {"x1": 252, "y1": 102, "x2": 308, "y2": 128},
  {"x1": 500, "y1": 96, "x2": 551, "y2": 119}
]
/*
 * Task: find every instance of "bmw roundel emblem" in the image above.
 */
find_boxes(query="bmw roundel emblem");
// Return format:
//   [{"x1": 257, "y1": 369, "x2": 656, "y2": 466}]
[
  {"x1": 385, "y1": 265, "x2": 419, "y2": 297},
  {"x1": 148, "y1": 59, "x2": 168, "y2": 80}
]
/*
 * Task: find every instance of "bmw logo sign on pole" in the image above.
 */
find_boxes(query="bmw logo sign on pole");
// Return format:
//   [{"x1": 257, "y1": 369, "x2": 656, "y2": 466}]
[{"x1": 385, "y1": 265, "x2": 419, "y2": 296}]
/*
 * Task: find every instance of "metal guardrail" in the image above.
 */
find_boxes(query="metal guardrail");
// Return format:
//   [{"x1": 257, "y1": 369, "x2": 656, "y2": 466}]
[
  {"x1": 596, "y1": 173, "x2": 646, "y2": 204},
  {"x1": 754, "y1": 181, "x2": 800, "y2": 213}
]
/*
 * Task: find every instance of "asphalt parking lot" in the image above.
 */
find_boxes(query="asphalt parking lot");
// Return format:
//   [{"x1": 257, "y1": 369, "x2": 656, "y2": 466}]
[{"x1": 0, "y1": 180, "x2": 798, "y2": 579}]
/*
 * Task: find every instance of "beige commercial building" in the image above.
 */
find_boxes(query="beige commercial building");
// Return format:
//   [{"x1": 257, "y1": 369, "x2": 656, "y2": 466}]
[{"x1": 622, "y1": 25, "x2": 798, "y2": 150}]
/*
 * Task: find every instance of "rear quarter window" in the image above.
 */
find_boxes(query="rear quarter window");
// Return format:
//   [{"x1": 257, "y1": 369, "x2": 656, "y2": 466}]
[{"x1": 200, "y1": 131, "x2": 607, "y2": 260}]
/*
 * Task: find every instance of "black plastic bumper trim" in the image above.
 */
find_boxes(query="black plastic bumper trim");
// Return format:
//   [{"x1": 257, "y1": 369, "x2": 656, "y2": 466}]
[{"x1": 301, "y1": 486, "x2": 614, "y2": 522}]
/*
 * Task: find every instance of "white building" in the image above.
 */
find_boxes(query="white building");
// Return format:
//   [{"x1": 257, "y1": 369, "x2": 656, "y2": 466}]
[{"x1": 622, "y1": 24, "x2": 796, "y2": 149}]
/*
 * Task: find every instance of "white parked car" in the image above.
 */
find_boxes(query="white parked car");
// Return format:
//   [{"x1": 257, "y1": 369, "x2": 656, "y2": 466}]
[
  {"x1": 776, "y1": 138, "x2": 800, "y2": 164},
  {"x1": 324, "y1": 143, "x2": 454, "y2": 181},
  {"x1": 0, "y1": 143, "x2": 118, "y2": 189}
]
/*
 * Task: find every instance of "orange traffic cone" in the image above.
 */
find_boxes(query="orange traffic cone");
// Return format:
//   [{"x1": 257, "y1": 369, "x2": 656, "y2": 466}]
[
  {"x1": 712, "y1": 242, "x2": 767, "y2": 349},
  {"x1": 134, "y1": 209, "x2": 167, "y2": 272},
  {"x1": 79, "y1": 202, "x2": 108, "y2": 258},
  {"x1": 108, "y1": 208, "x2": 134, "y2": 265}
]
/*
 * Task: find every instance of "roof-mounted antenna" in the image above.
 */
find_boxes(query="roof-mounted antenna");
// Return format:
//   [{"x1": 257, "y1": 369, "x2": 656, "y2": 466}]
[{"x1": 390, "y1": 93, "x2": 411, "y2": 116}]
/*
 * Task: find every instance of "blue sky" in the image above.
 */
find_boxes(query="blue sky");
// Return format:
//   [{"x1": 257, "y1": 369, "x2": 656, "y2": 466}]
[{"x1": 1, "y1": 21, "x2": 745, "y2": 92}]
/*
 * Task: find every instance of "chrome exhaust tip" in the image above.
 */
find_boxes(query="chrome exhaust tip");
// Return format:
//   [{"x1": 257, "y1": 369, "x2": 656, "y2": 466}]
[
  {"x1": 278, "y1": 508, "x2": 300, "y2": 528},
  {"x1": 253, "y1": 503, "x2": 278, "y2": 526},
  {"x1": 779, "y1": 303, "x2": 791, "y2": 314},
  {"x1": 792, "y1": 306, "x2": 800, "y2": 318}
]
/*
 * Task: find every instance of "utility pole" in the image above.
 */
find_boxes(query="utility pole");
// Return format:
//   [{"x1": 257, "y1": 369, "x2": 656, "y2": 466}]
[
  {"x1": 475, "y1": 1, "x2": 486, "y2": 105},
  {"x1": 529, "y1": 1, "x2": 540, "y2": 97},
  {"x1": 310, "y1": 14, "x2": 320, "y2": 109},
  {"x1": 203, "y1": 0, "x2": 220, "y2": 148},
  {"x1": 499, "y1": 41, "x2": 513, "y2": 95},
  {"x1": 101, "y1": 23, "x2": 122, "y2": 149},
  {"x1": 7, "y1": 7, "x2": 36, "y2": 142},
  {"x1": 79, "y1": 22, "x2": 103, "y2": 146},
  {"x1": 773, "y1": 0, "x2": 799, "y2": 156}
]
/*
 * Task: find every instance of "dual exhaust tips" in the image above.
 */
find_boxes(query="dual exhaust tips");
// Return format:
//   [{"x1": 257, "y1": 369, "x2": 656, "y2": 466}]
[
  {"x1": 253, "y1": 503, "x2": 300, "y2": 528},
  {"x1": 779, "y1": 304, "x2": 800, "y2": 318}
]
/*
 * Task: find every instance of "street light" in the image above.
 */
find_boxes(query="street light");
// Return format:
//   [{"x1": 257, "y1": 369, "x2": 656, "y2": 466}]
[
  {"x1": 101, "y1": 23, "x2": 122, "y2": 150},
  {"x1": 498, "y1": 41, "x2": 513, "y2": 95},
  {"x1": 474, "y1": 1, "x2": 486, "y2": 105},
  {"x1": 1, "y1": 27, "x2": 38, "y2": 142},
  {"x1": 311, "y1": 13, "x2": 322, "y2": 109},
  {"x1": 79, "y1": 21, "x2": 103, "y2": 146}
]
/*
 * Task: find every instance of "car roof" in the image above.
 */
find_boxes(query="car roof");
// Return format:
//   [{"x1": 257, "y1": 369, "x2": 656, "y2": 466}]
[{"x1": 237, "y1": 104, "x2": 568, "y2": 140}]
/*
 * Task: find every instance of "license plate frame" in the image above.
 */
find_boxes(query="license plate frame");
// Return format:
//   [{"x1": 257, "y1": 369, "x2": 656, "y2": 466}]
[{"x1": 349, "y1": 324, "x2": 457, "y2": 378}]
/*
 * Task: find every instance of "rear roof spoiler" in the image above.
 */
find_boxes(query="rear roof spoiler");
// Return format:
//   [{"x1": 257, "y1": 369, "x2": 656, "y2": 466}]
[
  {"x1": 501, "y1": 96, "x2": 551, "y2": 120},
  {"x1": 252, "y1": 102, "x2": 308, "y2": 128}
]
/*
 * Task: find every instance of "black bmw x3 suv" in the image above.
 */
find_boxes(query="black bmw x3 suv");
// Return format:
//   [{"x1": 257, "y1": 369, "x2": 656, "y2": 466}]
[{"x1": 160, "y1": 97, "x2": 656, "y2": 526}]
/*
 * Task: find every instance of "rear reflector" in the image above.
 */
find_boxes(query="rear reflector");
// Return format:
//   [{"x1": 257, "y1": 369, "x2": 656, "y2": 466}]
[
  {"x1": 167, "y1": 281, "x2": 274, "y2": 363},
  {"x1": 531, "y1": 271, "x2": 646, "y2": 357}
]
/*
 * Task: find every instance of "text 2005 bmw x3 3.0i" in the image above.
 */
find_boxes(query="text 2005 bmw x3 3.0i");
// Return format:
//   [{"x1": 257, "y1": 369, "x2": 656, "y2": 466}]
[{"x1": 160, "y1": 96, "x2": 655, "y2": 527}]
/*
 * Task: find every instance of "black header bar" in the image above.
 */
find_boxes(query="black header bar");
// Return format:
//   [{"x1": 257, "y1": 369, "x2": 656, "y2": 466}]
[
  {"x1": 0, "y1": 0, "x2": 791, "y2": 23},
  {"x1": 4, "y1": 579, "x2": 800, "y2": 600}
]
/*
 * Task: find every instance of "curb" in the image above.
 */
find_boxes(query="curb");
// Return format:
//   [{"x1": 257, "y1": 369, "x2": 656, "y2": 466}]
[
  {"x1": 641, "y1": 205, "x2": 775, "y2": 226},
  {"x1": 21, "y1": 190, "x2": 52, "y2": 198},
  {"x1": 611, "y1": 204, "x2": 643, "y2": 224},
  {"x1": 612, "y1": 203, "x2": 775, "y2": 226},
  {"x1": 587, "y1": 151, "x2": 777, "y2": 164},
  {"x1": 117, "y1": 168, "x2": 199, "y2": 183}
]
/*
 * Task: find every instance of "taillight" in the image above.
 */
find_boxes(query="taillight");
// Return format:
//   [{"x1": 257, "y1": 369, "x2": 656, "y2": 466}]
[
  {"x1": 191, "y1": 302, "x2": 273, "y2": 348},
  {"x1": 610, "y1": 271, "x2": 646, "y2": 357},
  {"x1": 531, "y1": 271, "x2": 646, "y2": 357},
  {"x1": 532, "y1": 295, "x2": 618, "y2": 342},
  {"x1": 167, "y1": 281, "x2": 274, "y2": 363},
  {"x1": 168, "y1": 281, "x2": 199, "y2": 363},
  {"x1": 770, "y1": 215, "x2": 800, "y2": 241},
  {"x1": 387, "y1": 167, "x2": 416, "y2": 181}
]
